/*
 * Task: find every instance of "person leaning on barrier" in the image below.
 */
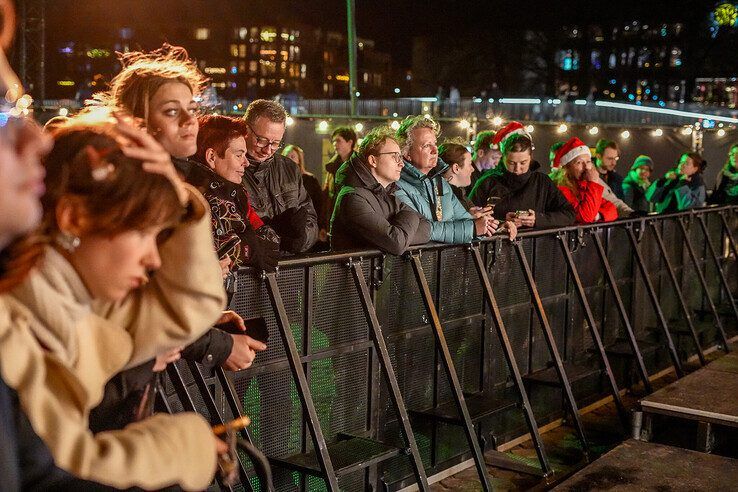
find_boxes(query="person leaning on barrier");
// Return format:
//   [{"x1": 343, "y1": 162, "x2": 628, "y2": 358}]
[
  {"x1": 394, "y1": 115, "x2": 500, "y2": 243},
  {"x1": 96, "y1": 44, "x2": 263, "y2": 376},
  {"x1": 594, "y1": 138, "x2": 625, "y2": 199},
  {"x1": 469, "y1": 122, "x2": 575, "y2": 230},
  {"x1": 550, "y1": 137, "x2": 618, "y2": 224},
  {"x1": 646, "y1": 151, "x2": 707, "y2": 213},
  {"x1": 1, "y1": 114, "x2": 227, "y2": 490},
  {"x1": 283, "y1": 143, "x2": 328, "y2": 250},
  {"x1": 440, "y1": 139, "x2": 517, "y2": 239},
  {"x1": 241, "y1": 99, "x2": 319, "y2": 253},
  {"x1": 622, "y1": 155, "x2": 654, "y2": 214},
  {"x1": 330, "y1": 126, "x2": 431, "y2": 254},
  {"x1": 709, "y1": 142, "x2": 738, "y2": 205},
  {"x1": 192, "y1": 114, "x2": 280, "y2": 274}
]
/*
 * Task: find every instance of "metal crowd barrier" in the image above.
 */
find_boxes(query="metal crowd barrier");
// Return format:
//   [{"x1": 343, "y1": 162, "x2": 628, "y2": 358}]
[{"x1": 159, "y1": 205, "x2": 738, "y2": 492}]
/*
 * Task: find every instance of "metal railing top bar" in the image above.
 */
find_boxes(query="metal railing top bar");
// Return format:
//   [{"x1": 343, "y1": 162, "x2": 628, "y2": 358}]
[{"x1": 257, "y1": 205, "x2": 738, "y2": 270}]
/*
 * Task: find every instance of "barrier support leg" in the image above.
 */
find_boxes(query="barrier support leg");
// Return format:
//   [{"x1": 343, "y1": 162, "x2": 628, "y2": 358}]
[
  {"x1": 470, "y1": 243, "x2": 553, "y2": 477},
  {"x1": 697, "y1": 214, "x2": 738, "y2": 325},
  {"x1": 591, "y1": 231, "x2": 653, "y2": 393},
  {"x1": 513, "y1": 241, "x2": 590, "y2": 458},
  {"x1": 557, "y1": 233, "x2": 629, "y2": 429},
  {"x1": 349, "y1": 259, "x2": 430, "y2": 491},
  {"x1": 264, "y1": 272, "x2": 340, "y2": 491},
  {"x1": 625, "y1": 226, "x2": 685, "y2": 378},
  {"x1": 676, "y1": 217, "x2": 730, "y2": 352},
  {"x1": 650, "y1": 223, "x2": 707, "y2": 366},
  {"x1": 719, "y1": 211, "x2": 738, "y2": 264},
  {"x1": 409, "y1": 252, "x2": 493, "y2": 492}
]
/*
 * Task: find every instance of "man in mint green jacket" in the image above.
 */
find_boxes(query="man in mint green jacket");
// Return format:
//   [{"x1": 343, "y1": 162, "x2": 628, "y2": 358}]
[{"x1": 395, "y1": 115, "x2": 496, "y2": 243}]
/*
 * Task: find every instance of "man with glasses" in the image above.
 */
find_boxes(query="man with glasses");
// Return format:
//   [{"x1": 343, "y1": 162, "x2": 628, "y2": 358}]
[
  {"x1": 594, "y1": 139, "x2": 625, "y2": 199},
  {"x1": 241, "y1": 99, "x2": 318, "y2": 253},
  {"x1": 330, "y1": 125, "x2": 430, "y2": 253}
]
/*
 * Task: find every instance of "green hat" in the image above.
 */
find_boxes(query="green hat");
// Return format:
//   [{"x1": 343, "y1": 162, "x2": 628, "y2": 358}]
[{"x1": 631, "y1": 155, "x2": 653, "y2": 171}]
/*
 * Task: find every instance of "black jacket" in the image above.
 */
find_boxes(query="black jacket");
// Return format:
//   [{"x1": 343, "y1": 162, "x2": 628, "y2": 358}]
[
  {"x1": 242, "y1": 153, "x2": 318, "y2": 253},
  {"x1": 89, "y1": 329, "x2": 233, "y2": 433},
  {"x1": 330, "y1": 155, "x2": 431, "y2": 255},
  {"x1": 622, "y1": 175, "x2": 650, "y2": 213},
  {"x1": 469, "y1": 161, "x2": 575, "y2": 229}
]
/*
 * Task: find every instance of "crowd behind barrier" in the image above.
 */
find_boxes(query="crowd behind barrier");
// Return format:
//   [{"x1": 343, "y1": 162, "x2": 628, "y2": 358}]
[{"x1": 161, "y1": 205, "x2": 738, "y2": 491}]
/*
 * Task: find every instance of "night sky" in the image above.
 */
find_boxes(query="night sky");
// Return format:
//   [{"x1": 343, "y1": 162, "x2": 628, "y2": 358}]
[{"x1": 45, "y1": 0, "x2": 709, "y2": 67}]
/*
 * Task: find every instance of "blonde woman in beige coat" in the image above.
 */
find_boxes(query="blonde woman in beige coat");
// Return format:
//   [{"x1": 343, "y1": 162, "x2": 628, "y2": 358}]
[{"x1": 0, "y1": 112, "x2": 228, "y2": 490}]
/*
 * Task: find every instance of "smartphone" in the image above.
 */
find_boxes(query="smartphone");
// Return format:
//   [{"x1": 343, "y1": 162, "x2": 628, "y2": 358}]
[
  {"x1": 515, "y1": 210, "x2": 531, "y2": 218},
  {"x1": 486, "y1": 196, "x2": 502, "y2": 209},
  {"x1": 216, "y1": 316, "x2": 270, "y2": 344}
]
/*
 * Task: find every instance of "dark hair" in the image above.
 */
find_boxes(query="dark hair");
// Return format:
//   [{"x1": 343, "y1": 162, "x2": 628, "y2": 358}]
[
  {"x1": 472, "y1": 130, "x2": 496, "y2": 160},
  {"x1": 95, "y1": 44, "x2": 207, "y2": 122},
  {"x1": 595, "y1": 138, "x2": 618, "y2": 157},
  {"x1": 439, "y1": 140, "x2": 470, "y2": 167},
  {"x1": 681, "y1": 151, "x2": 706, "y2": 173},
  {"x1": 331, "y1": 126, "x2": 357, "y2": 146},
  {"x1": 244, "y1": 99, "x2": 287, "y2": 126},
  {"x1": 195, "y1": 114, "x2": 248, "y2": 164},
  {"x1": 501, "y1": 133, "x2": 533, "y2": 155}
]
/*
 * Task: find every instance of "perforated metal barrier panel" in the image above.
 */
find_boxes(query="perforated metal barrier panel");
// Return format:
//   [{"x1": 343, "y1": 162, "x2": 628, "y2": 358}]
[{"x1": 160, "y1": 207, "x2": 738, "y2": 492}]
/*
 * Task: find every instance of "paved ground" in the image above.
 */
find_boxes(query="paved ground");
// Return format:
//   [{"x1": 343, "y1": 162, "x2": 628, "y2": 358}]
[{"x1": 430, "y1": 357, "x2": 714, "y2": 491}]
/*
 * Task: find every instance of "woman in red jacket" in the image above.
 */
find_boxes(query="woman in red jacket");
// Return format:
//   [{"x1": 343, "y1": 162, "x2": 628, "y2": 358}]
[{"x1": 549, "y1": 137, "x2": 617, "y2": 224}]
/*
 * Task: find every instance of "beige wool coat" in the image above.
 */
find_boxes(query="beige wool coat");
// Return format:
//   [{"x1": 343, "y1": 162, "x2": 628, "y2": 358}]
[{"x1": 0, "y1": 185, "x2": 227, "y2": 490}]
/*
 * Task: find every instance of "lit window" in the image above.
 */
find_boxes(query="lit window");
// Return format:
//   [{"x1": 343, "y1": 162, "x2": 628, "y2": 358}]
[
  {"x1": 195, "y1": 28, "x2": 210, "y2": 40},
  {"x1": 238, "y1": 27, "x2": 248, "y2": 40},
  {"x1": 249, "y1": 61, "x2": 257, "y2": 74},
  {"x1": 239, "y1": 44, "x2": 247, "y2": 58},
  {"x1": 230, "y1": 44, "x2": 239, "y2": 57}
]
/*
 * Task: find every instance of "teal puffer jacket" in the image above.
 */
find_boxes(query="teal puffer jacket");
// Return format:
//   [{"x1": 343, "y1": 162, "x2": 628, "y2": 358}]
[{"x1": 395, "y1": 161, "x2": 475, "y2": 244}]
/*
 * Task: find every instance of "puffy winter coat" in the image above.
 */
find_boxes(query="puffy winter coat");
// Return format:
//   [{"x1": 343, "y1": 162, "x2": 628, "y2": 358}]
[
  {"x1": 395, "y1": 161, "x2": 475, "y2": 244},
  {"x1": 242, "y1": 153, "x2": 318, "y2": 252},
  {"x1": 1, "y1": 186, "x2": 225, "y2": 490},
  {"x1": 469, "y1": 161, "x2": 575, "y2": 229},
  {"x1": 331, "y1": 155, "x2": 431, "y2": 254},
  {"x1": 646, "y1": 173, "x2": 706, "y2": 213},
  {"x1": 558, "y1": 180, "x2": 618, "y2": 223}
]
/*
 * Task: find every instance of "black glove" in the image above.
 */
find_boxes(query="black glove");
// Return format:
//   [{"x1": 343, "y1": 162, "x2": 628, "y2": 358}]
[
  {"x1": 270, "y1": 207, "x2": 309, "y2": 253},
  {"x1": 242, "y1": 226, "x2": 280, "y2": 272}
]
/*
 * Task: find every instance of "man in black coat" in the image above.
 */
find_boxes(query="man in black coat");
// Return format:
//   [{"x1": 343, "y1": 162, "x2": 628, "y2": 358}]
[
  {"x1": 331, "y1": 126, "x2": 431, "y2": 254},
  {"x1": 241, "y1": 100, "x2": 318, "y2": 253},
  {"x1": 594, "y1": 139, "x2": 625, "y2": 200}
]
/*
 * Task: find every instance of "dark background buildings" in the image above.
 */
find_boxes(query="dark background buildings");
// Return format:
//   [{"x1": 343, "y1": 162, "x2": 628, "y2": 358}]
[{"x1": 18, "y1": 0, "x2": 738, "y2": 105}]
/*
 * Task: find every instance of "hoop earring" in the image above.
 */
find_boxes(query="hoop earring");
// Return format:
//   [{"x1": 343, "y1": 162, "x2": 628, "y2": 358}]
[{"x1": 56, "y1": 232, "x2": 81, "y2": 252}]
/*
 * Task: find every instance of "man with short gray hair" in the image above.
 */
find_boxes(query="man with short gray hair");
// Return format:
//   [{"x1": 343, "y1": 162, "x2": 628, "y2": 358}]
[{"x1": 241, "y1": 99, "x2": 318, "y2": 253}]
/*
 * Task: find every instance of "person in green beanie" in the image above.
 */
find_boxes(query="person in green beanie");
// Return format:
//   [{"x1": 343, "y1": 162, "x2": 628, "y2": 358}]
[{"x1": 622, "y1": 155, "x2": 653, "y2": 213}]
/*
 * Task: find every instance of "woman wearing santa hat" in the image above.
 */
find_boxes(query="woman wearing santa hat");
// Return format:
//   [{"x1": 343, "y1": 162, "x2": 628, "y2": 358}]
[
  {"x1": 469, "y1": 121, "x2": 575, "y2": 230},
  {"x1": 549, "y1": 137, "x2": 618, "y2": 224}
]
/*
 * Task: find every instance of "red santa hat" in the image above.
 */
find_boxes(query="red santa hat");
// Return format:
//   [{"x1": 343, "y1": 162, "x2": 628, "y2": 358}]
[
  {"x1": 491, "y1": 121, "x2": 531, "y2": 150},
  {"x1": 553, "y1": 137, "x2": 591, "y2": 169}
]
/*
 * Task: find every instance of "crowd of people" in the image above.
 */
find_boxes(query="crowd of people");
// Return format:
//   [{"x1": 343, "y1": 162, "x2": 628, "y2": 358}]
[{"x1": 1, "y1": 43, "x2": 737, "y2": 491}]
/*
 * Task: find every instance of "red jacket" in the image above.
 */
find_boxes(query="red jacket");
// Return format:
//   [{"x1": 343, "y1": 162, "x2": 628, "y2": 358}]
[{"x1": 558, "y1": 180, "x2": 618, "y2": 224}]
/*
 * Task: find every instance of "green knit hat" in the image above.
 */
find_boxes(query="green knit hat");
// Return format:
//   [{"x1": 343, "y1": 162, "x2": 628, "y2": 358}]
[{"x1": 631, "y1": 155, "x2": 654, "y2": 171}]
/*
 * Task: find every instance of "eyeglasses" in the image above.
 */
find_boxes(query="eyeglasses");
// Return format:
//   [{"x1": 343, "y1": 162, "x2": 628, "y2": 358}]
[
  {"x1": 376, "y1": 151, "x2": 403, "y2": 163},
  {"x1": 247, "y1": 124, "x2": 283, "y2": 150}
]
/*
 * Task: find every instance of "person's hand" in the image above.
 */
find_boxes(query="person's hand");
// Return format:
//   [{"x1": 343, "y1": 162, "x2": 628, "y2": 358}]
[
  {"x1": 250, "y1": 235, "x2": 280, "y2": 272},
  {"x1": 469, "y1": 206, "x2": 493, "y2": 219},
  {"x1": 503, "y1": 221, "x2": 518, "y2": 241},
  {"x1": 584, "y1": 163, "x2": 600, "y2": 182},
  {"x1": 215, "y1": 437, "x2": 229, "y2": 455},
  {"x1": 665, "y1": 170, "x2": 678, "y2": 180},
  {"x1": 270, "y1": 207, "x2": 309, "y2": 252},
  {"x1": 485, "y1": 219, "x2": 500, "y2": 236},
  {"x1": 152, "y1": 346, "x2": 183, "y2": 372},
  {"x1": 474, "y1": 215, "x2": 492, "y2": 236},
  {"x1": 505, "y1": 211, "x2": 523, "y2": 227},
  {"x1": 318, "y1": 228, "x2": 328, "y2": 242},
  {"x1": 221, "y1": 335, "x2": 267, "y2": 371},
  {"x1": 219, "y1": 257, "x2": 232, "y2": 279},
  {"x1": 115, "y1": 115, "x2": 189, "y2": 205},
  {"x1": 519, "y1": 209, "x2": 536, "y2": 227},
  {"x1": 217, "y1": 311, "x2": 246, "y2": 331}
]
